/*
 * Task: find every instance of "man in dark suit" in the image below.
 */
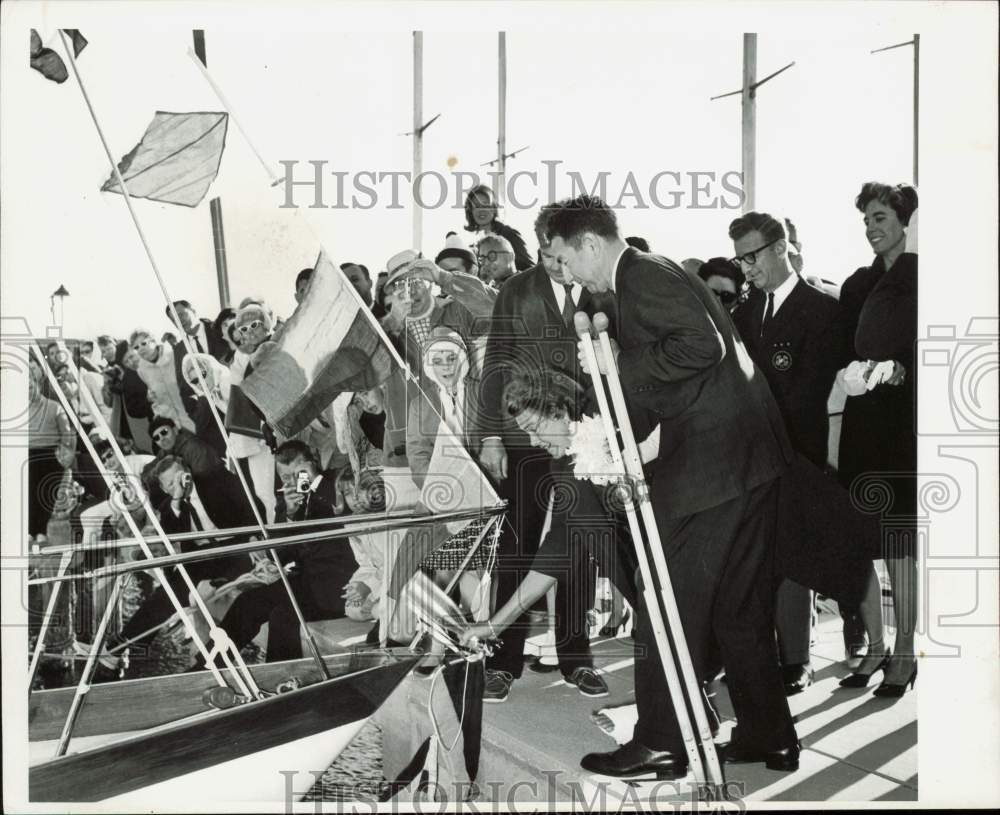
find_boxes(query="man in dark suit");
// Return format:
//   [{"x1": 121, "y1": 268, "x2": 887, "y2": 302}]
[
  {"x1": 730, "y1": 212, "x2": 843, "y2": 695},
  {"x1": 546, "y1": 196, "x2": 799, "y2": 778},
  {"x1": 168, "y1": 300, "x2": 229, "y2": 423},
  {"x1": 213, "y1": 441, "x2": 359, "y2": 663},
  {"x1": 97, "y1": 456, "x2": 258, "y2": 665},
  {"x1": 475, "y1": 204, "x2": 621, "y2": 703}
]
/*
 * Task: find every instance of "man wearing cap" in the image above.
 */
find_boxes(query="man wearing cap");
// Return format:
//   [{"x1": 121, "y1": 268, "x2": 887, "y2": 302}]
[
  {"x1": 435, "y1": 232, "x2": 478, "y2": 277},
  {"x1": 380, "y1": 249, "x2": 494, "y2": 376}
]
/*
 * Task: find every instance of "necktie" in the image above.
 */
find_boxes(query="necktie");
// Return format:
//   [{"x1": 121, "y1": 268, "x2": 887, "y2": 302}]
[
  {"x1": 193, "y1": 334, "x2": 204, "y2": 354},
  {"x1": 561, "y1": 284, "x2": 576, "y2": 328},
  {"x1": 760, "y1": 292, "x2": 774, "y2": 337},
  {"x1": 185, "y1": 499, "x2": 204, "y2": 532}
]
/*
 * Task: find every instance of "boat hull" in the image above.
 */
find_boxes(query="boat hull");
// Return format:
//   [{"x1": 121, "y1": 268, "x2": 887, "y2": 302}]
[{"x1": 30, "y1": 652, "x2": 419, "y2": 802}]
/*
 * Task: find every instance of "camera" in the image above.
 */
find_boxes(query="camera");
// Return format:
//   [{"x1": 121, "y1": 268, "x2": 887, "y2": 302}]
[{"x1": 295, "y1": 470, "x2": 312, "y2": 494}]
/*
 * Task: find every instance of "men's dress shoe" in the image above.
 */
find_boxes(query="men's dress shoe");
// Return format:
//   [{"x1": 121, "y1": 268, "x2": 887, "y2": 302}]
[
  {"x1": 782, "y1": 663, "x2": 814, "y2": 696},
  {"x1": 527, "y1": 656, "x2": 561, "y2": 674},
  {"x1": 564, "y1": 667, "x2": 609, "y2": 698},
  {"x1": 722, "y1": 740, "x2": 801, "y2": 772},
  {"x1": 581, "y1": 739, "x2": 688, "y2": 779},
  {"x1": 483, "y1": 669, "x2": 514, "y2": 703}
]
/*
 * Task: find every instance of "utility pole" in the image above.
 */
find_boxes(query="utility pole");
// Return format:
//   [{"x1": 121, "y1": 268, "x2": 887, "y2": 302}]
[
  {"x1": 413, "y1": 31, "x2": 423, "y2": 252},
  {"x1": 497, "y1": 32, "x2": 507, "y2": 206},
  {"x1": 193, "y1": 30, "x2": 231, "y2": 309},
  {"x1": 872, "y1": 35, "x2": 919, "y2": 185},
  {"x1": 710, "y1": 34, "x2": 795, "y2": 213}
]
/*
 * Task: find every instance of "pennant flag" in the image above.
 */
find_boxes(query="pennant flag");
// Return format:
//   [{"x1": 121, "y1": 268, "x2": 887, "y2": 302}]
[
  {"x1": 241, "y1": 251, "x2": 394, "y2": 436},
  {"x1": 101, "y1": 111, "x2": 229, "y2": 207},
  {"x1": 30, "y1": 29, "x2": 87, "y2": 84},
  {"x1": 386, "y1": 425, "x2": 499, "y2": 601}
]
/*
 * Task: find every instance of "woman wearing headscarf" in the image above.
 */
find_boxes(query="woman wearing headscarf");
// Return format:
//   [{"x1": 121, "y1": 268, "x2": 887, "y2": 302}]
[
  {"x1": 406, "y1": 328, "x2": 495, "y2": 620},
  {"x1": 227, "y1": 304, "x2": 278, "y2": 523},
  {"x1": 181, "y1": 352, "x2": 232, "y2": 456}
]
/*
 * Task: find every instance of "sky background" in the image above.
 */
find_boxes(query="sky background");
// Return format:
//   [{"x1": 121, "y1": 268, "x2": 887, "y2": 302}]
[{"x1": 2, "y1": 4, "x2": 921, "y2": 342}]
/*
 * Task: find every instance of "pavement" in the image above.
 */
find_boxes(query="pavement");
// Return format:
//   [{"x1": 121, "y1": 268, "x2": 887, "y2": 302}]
[{"x1": 470, "y1": 605, "x2": 917, "y2": 806}]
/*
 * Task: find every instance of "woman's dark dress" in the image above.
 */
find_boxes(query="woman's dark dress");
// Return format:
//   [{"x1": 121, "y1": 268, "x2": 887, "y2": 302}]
[{"x1": 837, "y1": 252, "x2": 918, "y2": 558}]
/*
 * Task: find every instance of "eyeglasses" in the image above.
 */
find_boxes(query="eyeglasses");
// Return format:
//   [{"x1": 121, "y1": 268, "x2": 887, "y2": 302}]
[
  {"x1": 236, "y1": 320, "x2": 264, "y2": 337},
  {"x1": 731, "y1": 236, "x2": 781, "y2": 267},
  {"x1": 152, "y1": 428, "x2": 172, "y2": 441},
  {"x1": 385, "y1": 278, "x2": 429, "y2": 296},
  {"x1": 477, "y1": 250, "x2": 512, "y2": 264}
]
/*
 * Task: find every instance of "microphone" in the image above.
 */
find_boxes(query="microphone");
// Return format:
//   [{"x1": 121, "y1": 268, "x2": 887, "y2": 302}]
[
  {"x1": 574, "y1": 311, "x2": 593, "y2": 337},
  {"x1": 593, "y1": 312, "x2": 610, "y2": 334}
]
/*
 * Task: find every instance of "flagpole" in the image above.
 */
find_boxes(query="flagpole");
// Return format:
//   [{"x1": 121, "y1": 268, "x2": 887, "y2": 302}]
[{"x1": 56, "y1": 30, "x2": 332, "y2": 681}]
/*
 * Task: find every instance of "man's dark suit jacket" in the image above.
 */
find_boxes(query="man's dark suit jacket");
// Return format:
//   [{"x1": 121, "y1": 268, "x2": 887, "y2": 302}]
[
  {"x1": 732, "y1": 279, "x2": 843, "y2": 468},
  {"x1": 477, "y1": 263, "x2": 615, "y2": 446},
  {"x1": 614, "y1": 247, "x2": 792, "y2": 520},
  {"x1": 275, "y1": 471, "x2": 358, "y2": 611},
  {"x1": 157, "y1": 468, "x2": 259, "y2": 553},
  {"x1": 174, "y1": 319, "x2": 229, "y2": 419}
]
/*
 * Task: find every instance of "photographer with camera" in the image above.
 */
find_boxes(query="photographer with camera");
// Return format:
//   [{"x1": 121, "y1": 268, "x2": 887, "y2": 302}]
[
  {"x1": 77, "y1": 455, "x2": 259, "y2": 670},
  {"x1": 210, "y1": 441, "x2": 360, "y2": 663}
]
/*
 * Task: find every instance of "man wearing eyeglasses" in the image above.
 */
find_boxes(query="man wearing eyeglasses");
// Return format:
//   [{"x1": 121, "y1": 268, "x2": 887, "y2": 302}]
[
  {"x1": 149, "y1": 415, "x2": 225, "y2": 478},
  {"x1": 476, "y1": 234, "x2": 517, "y2": 288},
  {"x1": 729, "y1": 211, "x2": 843, "y2": 696}
]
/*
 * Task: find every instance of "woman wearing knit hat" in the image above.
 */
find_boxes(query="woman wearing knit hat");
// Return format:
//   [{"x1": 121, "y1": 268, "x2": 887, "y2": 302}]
[{"x1": 406, "y1": 327, "x2": 495, "y2": 625}]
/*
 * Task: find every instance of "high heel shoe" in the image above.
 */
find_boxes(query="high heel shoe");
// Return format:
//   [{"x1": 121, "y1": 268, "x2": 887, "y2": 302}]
[
  {"x1": 599, "y1": 608, "x2": 631, "y2": 638},
  {"x1": 839, "y1": 648, "x2": 891, "y2": 688},
  {"x1": 872, "y1": 661, "x2": 917, "y2": 698}
]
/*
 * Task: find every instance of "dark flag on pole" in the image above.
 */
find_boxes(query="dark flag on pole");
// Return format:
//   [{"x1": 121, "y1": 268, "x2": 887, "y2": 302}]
[{"x1": 30, "y1": 29, "x2": 87, "y2": 84}]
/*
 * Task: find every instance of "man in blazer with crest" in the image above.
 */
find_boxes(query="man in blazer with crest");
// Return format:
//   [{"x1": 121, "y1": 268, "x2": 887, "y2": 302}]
[
  {"x1": 475, "y1": 203, "x2": 620, "y2": 703},
  {"x1": 546, "y1": 196, "x2": 799, "y2": 779},
  {"x1": 730, "y1": 212, "x2": 844, "y2": 696}
]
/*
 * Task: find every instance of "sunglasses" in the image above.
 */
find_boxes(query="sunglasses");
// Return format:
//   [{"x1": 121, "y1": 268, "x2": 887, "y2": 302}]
[
  {"x1": 131, "y1": 338, "x2": 154, "y2": 350},
  {"x1": 714, "y1": 290, "x2": 739, "y2": 306},
  {"x1": 152, "y1": 428, "x2": 172, "y2": 441},
  {"x1": 385, "y1": 278, "x2": 429, "y2": 296},
  {"x1": 731, "y1": 236, "x2": 781, "y2": 267},
  {"x1": 477, "y1": 250, "x2": 512, "y2": 264},
  {"x1": 236, "y1": 320, "x2": 264, "y2": 336}
]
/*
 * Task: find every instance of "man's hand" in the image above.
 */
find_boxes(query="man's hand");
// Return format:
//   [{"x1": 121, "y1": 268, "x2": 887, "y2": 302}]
[
  {"x1": 283, "y1": 488, "x2": 305, "y2": 517},
  {"x1": 479, "y1": 438, "x2": 508, "y2": 481},
  {"x1": 408, "y1": 258, "x2": 442, "y2": 285},
  {"x1": 577, "y1": 337, "x2": 621, "y2": 377}
]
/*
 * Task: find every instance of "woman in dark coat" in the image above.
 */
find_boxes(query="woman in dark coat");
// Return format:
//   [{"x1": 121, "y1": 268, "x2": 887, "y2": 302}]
[
  {"x1": 463, "y1": 184, "x2": 534, "y2": 272},
  {"x1": 837, "y1": 182, "x2": 918, "y2": 697}
]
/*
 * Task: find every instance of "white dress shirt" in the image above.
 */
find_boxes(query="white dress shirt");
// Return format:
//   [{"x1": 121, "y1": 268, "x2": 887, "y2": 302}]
[
  {"x1": 768, "y1": 272, "x2": 801, "y2": 316},
  {"x1": 550, "y1": 277, "x2": 583, "y2": 311}
]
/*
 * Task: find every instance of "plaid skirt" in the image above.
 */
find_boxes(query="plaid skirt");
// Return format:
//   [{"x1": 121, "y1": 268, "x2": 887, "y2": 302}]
[{"x1": 420, "y1": 517, "x2": 496, "y2": 572}]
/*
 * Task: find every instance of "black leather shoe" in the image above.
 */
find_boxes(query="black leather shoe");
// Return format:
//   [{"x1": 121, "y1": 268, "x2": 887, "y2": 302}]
[
  {"x1": 782, "y1": 663, "x2": 814, "y2": 696},
  {"x1": 722, "y1": 740, "x2": 801, "y2": 772},
  {"x1": 581, "y1": 739, "x2": 688, "y2": 779}
]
